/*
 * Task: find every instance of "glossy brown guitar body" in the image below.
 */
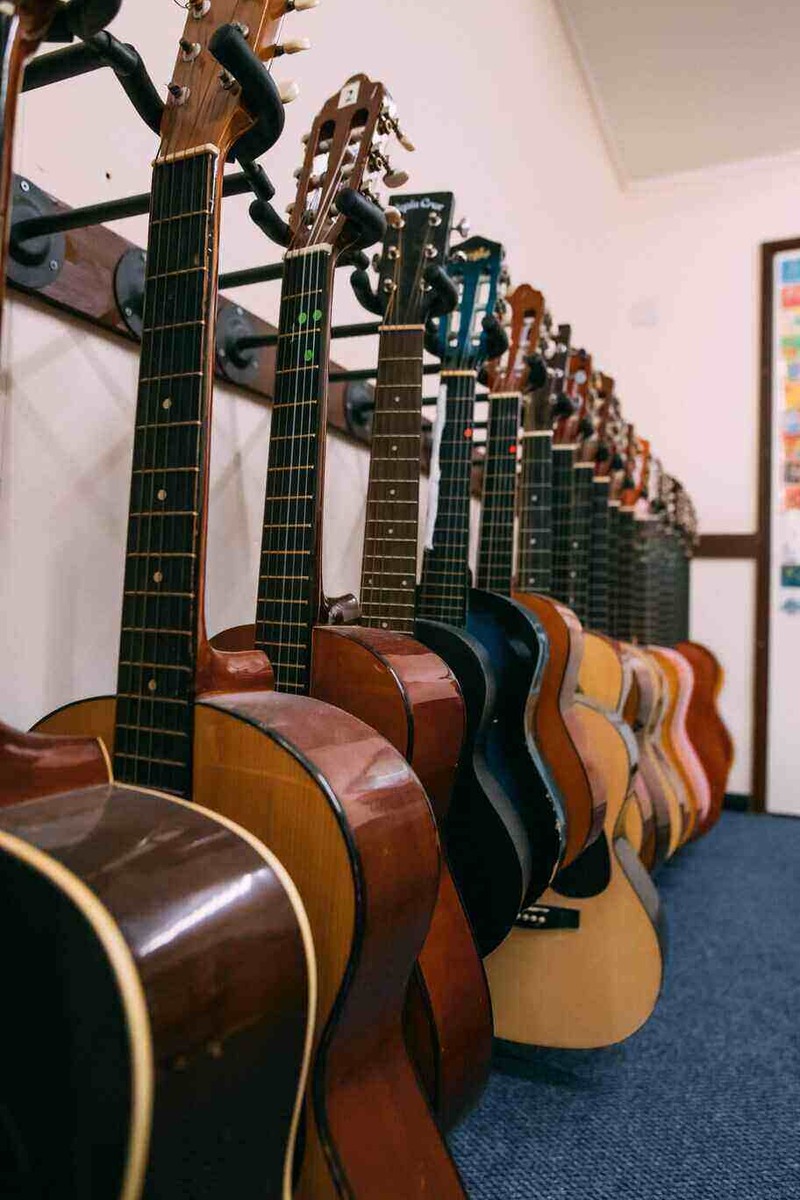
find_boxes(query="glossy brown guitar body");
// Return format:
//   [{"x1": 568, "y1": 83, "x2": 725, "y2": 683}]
[
  {"x1": 621, "y1": 647, "x2": 678, "y2": 866},
  {"x1": 37, "y1": 690, "x2": 467, "y2": 1199},
  {"x1": 512, "y1": 590, "x2": 603, "y2": 865},
  {"x1": 213, "y1": 620, "x2": 494, "y2": 1133},
  {"x1": 1, "y1": 741, "x2": 314, "y2": 1199},
  {"x1": 676, "y1": 639, "x2": 733, "y2": 833}
]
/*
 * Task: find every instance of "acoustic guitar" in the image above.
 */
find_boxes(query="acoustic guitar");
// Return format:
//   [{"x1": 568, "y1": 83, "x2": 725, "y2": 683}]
[
  {"x1": 215, "y1": 191, "x2": 494, "y2": 1130},
  {"x1": 1, "y1": 5, "x2": 315, "y2": 1197},
  {"x1": 484, "y1": 317, "x2": 664, "y2": 1051},
  {"x1": 510, "y1": 312, "x2": 604, "y2": 867},
  {"x1": 413, "y1": 234, "x2": 538, "y2": 957},
  {"x1": 35, "y1": 45, "x2": 463, "y2": 1200}
]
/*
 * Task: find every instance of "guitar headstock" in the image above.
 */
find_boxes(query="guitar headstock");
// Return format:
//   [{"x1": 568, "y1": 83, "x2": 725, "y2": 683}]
[
  {"x1": 523, "y1": 313, "x2": 569, "y2": 432},
  {"x1": 286, "y1": 74, "x2": 408, "y2": 255},
  {"x1": 373, "y1": 191, "x2": 455, "y2": 323},
  {"x1": 485, "y1": 283, "x2": 545, "y2": 394},
  {"x1": 592, "y1": 372, "x2": 615, "y2": 477},
  {"x1": 434, "y1": 235, "x2": 505, "y2": 368},
  {"x1": 554, "y1": 345, "x2": 592, "y2": 446},
  {"x1": 159, "y1": 0, "x2": 300, "y2": 163}
]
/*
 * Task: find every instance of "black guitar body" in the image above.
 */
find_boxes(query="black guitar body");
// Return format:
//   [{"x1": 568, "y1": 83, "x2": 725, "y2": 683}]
[
  {"x1": 415, "y1": 617, "x2": 533, "y2": 956},
  {"x1": 467, "y1": 587, "x2": 567, "y2": 903}
]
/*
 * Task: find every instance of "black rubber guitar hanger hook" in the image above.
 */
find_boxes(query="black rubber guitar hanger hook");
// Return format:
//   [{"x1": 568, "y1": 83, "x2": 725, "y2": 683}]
[
  {"x1": 47, "y1": 0, "x2": 122, "y2": 41},
  {"x1": 209, "y1": 24, "x2": 285, "y2": 163}
]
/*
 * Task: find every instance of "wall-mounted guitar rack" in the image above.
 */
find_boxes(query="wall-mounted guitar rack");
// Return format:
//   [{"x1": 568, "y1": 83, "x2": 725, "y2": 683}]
[{"x1": 11, "y1": 29, "x2": 489, "y2": 491}]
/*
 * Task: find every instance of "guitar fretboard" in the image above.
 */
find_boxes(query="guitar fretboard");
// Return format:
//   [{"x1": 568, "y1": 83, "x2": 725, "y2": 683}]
[
  {"x1": 607, "y1": 501, "x2": 620, "y2": 637},
  {"x1": 255, "y1": 246, "x2": 333, "y2": 694},
  {"x1": 551, "y1": 444, "x2": 576, "y2": 607},
  {"x1": 569, "y1": 462, "x2": 594, "y2": 624},
  {"x1": 417, "y1": 371, "x2": 477, "y2": 628},
  {"x1": 114, "y1": 150, "x2": 218, "y2": 798},
  {"x1": 588, "y1": 478, "x2": 611, "y2": 632},
  {"x1": 516, "y1": 432, "x2": 553, "y2": 595},
  {"x1": 476, "y1": 392, "x2": 520, "y2": 595},
  {"x1": 360, "y1": 325, "x2": 425, "y2": 634},
  {"x1": 614, "y1": 507, "x2": 636, "y2": 641}
]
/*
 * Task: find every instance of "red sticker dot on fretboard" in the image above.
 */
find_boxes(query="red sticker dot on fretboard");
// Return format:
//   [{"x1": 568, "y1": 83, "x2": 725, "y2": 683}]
[
  {"x1": 509, "y1": 444, "x2": 517, "y2": 455},
  {"x1": 464, "y1": 428, "x2": 473, "y2": 439}
]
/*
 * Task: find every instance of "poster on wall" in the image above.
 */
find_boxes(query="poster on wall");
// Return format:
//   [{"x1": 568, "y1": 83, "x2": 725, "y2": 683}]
[{"x1": 774, "y1": 257, "x2": 800, "y2": 613}]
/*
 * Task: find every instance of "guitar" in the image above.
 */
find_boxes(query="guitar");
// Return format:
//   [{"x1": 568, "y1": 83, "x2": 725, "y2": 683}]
[
  {"x1": 412, "y1": 234, "x2": 537, "y2": 957},
  {"x1": 34, "y1": 45, "x2": 464, "y2": 1200},
  {"x1": 217, "y1": 192, "x2": 494, "y2": 1131},
  {"x1": 485, "y1": 319, "x2": 664, "y2": 1051},
  {"x1": 468, "y1": 283, "x2": 569, "y2": 901},
  {"x1": 510, "y1": 311, "x2": 603, "y2": 866},
  {"x1": 673, "y1": 485, "x2": 734, "y2": 833},
  {"x1": 2, "y1": 5, "x2": 315, "y2": 1197}
]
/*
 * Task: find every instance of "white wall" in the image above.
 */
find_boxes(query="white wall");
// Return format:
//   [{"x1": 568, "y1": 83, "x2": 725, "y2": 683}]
[{"x1": 0, "y1": 0, "x2": 770, "y2": 798}]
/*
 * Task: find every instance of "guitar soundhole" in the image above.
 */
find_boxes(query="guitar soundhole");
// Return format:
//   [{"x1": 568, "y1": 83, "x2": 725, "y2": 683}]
[{"x1": 552, "y1": 832, "x2": 611, "y2": 899}]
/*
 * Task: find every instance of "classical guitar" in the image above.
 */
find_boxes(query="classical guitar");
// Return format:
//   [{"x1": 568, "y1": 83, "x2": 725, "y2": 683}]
[
  {"x1": 674, "y1": 484, "x2": 734, "y2": 833},
  {"x1": 35, "y1": 47, "x2": 464, "y2": 1200},
  {"x1": 413, "y1": 234, "x2": 537, "y2": 957},
  {"x1": 217, "y1": 192, "x2": 494, "y2": 1131},
  {"x1": 3, "y1": 6, "x2": 315, "y2": 1197},
  {"x1": 485, "y1": 339, "x2": 665, "y2": 1050},
  {"x1": 509, "y1": 312, "x2": 604, "y2": 866},
  {"x1": 468, "y1": 282, "x2": 569, "y2": 901}
]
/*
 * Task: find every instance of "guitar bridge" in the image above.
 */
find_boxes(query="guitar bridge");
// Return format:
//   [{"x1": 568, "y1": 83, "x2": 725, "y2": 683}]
[{"x1": 515, "y1": 904, "x2": 580, "y2": 931}]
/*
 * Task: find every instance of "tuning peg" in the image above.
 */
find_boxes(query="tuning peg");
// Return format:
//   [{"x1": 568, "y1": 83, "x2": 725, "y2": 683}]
[
  {"x1": 264, "y1": 37, "x2": 312, "y2": 58},
  {"x1": 278, "y1": 81, "x2": 300, "y2": 104},
  {"x1": 385, "y1": 208, "x2": 404, "y2": 228},
  {"x1": 285, "y1": 0, "x2": 319, "y2": 9},
  {"x1": 179, "y1": 39, "x2": 201, "y2": 61},
  {"x1": 166, "y1": 83, "x2": 190, "y2": 106},
  {"x1": 396, "y1": 128, "x2": 415, "y2": 152},
  {"x1": 189, "y1": 0, "x2": 211, "y2": 17},
  {"x1": 384, "y1": 168, "x2": 409, "y2": 189}
]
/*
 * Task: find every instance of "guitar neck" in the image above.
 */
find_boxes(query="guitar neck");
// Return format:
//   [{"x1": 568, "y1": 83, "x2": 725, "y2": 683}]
[
  {"x1": 614, "y1": 507, "x2": 636, "y2": 642},
  {"x1": 588, "y1": 478, "x2": 611, "y2": 633},
  {"x1": 417, "y1": 370, "x2": 477, "y2": 628},
  {"x1": 607, "y1": 501, "x2": 620, "y2": 638},
  {"x1": 569, "y1": 462, "x2": 593, "y2": 626},
  {"x1": 360, "y1": 324, "x2": 425, "y2": 634},
  {"x1": 551, "y1": 443, "x2": 576, "y2": 607},
  {"x1": 476, "y1": 392, "x2": 520, "y2": 595},
  {"x1": 255, "y1": 246, "x2": 334, "y2": 693},
  {"x1": 114, "y1": 150, "x2": 220, "y2": 797},
  {"x1": 516, "y1": 431, "x2": 553, "y2": 596}
]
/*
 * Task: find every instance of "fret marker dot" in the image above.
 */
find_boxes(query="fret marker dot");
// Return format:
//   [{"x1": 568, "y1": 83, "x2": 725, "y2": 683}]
[
  {"x1": 162, "y1": 398, "x2": 172, "y2": 410},
  {"x1": 148, "y1": 678, "x2": 157, "y2": 692},
  {"x1": 391, "y1": 444, "x2": 398, "y2": 452},
  {"x1": 389, "y1": 488, "x2": 396, "y2": 496},
  {"x1": 312, "y1": 308, "x2": 323, "y2": 321},
  {"x1": 153, "y1": 570, "x2": 163, "y2": 584},
  {"x1": 394, "y1": 396, "x2": 400, "y2": 403},
  {"x1": 533, "y1": 495, "x2": 538, "y2": 502},
  {"x1": 304, "y1": 349, "x2": 314, "y2": 362},
  {"x1": 297, "y1": 312, "x2": 308, "y2": 325},
  {"x1": 402, "y1": 580, "x2": 408, "y2": 587},
  {"x1": 157, "y1": 489, "x2": 167, "y2": 502},
  {"x1": 530, "y1": 538, "x2": 537, "y2": 545},
  {"x1": 381, "y1": 621, "x2": 389, "y2": 629},
  {"x1": 388, "y1": 527, "x2": 394, "y2": 534}
]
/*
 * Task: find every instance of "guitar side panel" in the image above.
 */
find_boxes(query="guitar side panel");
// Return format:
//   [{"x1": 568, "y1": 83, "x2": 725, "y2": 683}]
[
  {"x1": 467, "y1": 588, "x2": 566, "y2": 901},
  {"x1": 414, "y1": 617, "x2": 529, "y2": 957},
  {"x1": 310, "y1": 624, "x2": 493, "y2": 1132}
]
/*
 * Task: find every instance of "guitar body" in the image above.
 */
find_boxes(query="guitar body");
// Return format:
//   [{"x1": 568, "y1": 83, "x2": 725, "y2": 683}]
[
  {"x1": 214, "y1": 620, "x2": 493, "y2": 1132},
  {"x1": 511, "y1": 590, "x2": 603, "y2": 863},
  {"x1": 621, "y1": 646, "x2": 681, "y2": 865},
  {"x1": 676, "y1": 639, "x2": 733, "y2": 833},
  {"x1": 413, "y1": 617, "x2": 532, "y2": 957},
  {"x1": 650, "y1": 647, "x2": 711, "y2": 838},
  {"x1": 0, "y1": 775, "x2": 313, "y2": 1199},
  {"x1": 466, "y1": 587, "x2": 566, "y2": 900},
  {"x1": 36, "y1": 694, "x2": 467, "y2": 1199},
  {"x1": 486, "y1": 701, "x2": 664, "y2": 1049},
  {"x1": 579, "y1": 631, "x2": 627, "y2": 712}
]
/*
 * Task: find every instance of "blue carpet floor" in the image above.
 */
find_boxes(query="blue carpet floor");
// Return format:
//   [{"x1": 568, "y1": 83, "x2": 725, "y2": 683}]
[{"x1": 450, "y1": 812, "x2": 800, "y2": 1199}]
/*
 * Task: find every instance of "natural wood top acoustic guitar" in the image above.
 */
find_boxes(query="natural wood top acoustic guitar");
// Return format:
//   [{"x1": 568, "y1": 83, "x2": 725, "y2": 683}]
[
  {"x1": 34, "y1": 37, "x2": 465, "y2": 1200},
  {"x1": 1, "y1": 4, "x2": 315, "y2": 1197},
  {"x1": 214, "y1": 190, "x2": 494, "y2": 1131}
]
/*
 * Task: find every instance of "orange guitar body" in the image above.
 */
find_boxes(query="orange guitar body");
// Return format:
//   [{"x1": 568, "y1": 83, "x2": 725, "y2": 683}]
[
  {"x1": 511, "y1": 591, "x2": 603, "y2": 866},
  {"x1": 213, "y1": 620, "x2": 493, "y2": 1132},
  {"x1": 676, "y1": 640, "x2": 734, "y2": 833}
]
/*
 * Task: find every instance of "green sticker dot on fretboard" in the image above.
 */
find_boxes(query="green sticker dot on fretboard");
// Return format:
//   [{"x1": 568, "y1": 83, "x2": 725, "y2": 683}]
[
  {"x1": 297, "y1": 312, "x2": 308, "y2": 326},
  {"x1": 312, "y1": 308, "x2": 323, "y2": 322},
  {"x1": 304, "y1": 349, "x2": 314, "y2": 362}
]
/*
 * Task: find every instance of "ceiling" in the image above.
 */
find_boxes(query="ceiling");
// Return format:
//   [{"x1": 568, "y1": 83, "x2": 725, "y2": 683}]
[{"x1": 556, "y1": 1, "x2": 800, "y2": 181}]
